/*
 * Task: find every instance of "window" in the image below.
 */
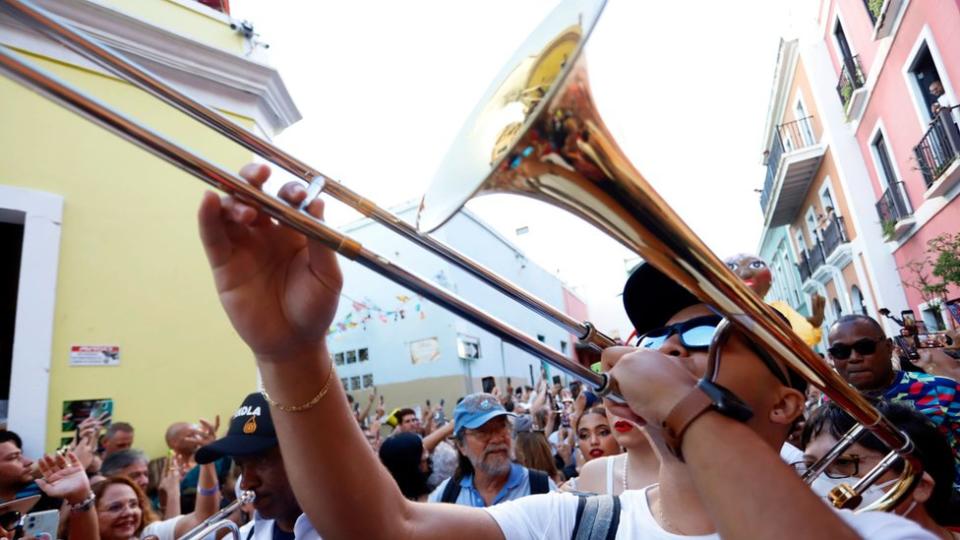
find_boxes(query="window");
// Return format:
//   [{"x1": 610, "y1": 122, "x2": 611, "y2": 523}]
[
  {"x1": 340, "y1": 378, "x2": 349, "y2": 390},
  {"x1": 794, "y1": 229, "x2": 807, "y2": 254},
  {"x1": 872, "y1": 132, "x2": 898, "y2": 188},
  {"x1": 350, "y1": 376, "x2": 361, "y2": 391},
  {"x1": 537, "y1": 334, "x2": 545, "y2": 343},
  {"x1": 850, "y1": 286, "x2": 868, "y2": 316},
  {"x1": 515, "y1": 226, "x2": 529, "y2": 236},
  {"x1": 359, "y1": 348, "x2": 369, "y2": 362},
  {"x1": 805, "y1": 209, "x2": 820, "y2": 243},
  {"x1": 346, "y1": 350, "x2": 357, "y2": 364},
  {"x1": 334, "y1": 352, "x2": 345, "y2": 366},
  {"x1": 362, "y1": 373, "x2": 374, "y2": 388},
  {"x1": 560, "y1": 341, "x2": 568, "y2": 354},
  {"x1": 832, "y1": 298, "x2": 843, "y2": 318},
  {"x1": 908, "y1": 43, "x2": 943, "y2": 122},
  {"x1": 0, "y1": 219, "x2": 24, "y2": 420},
  {"x1": 820, "y1": 183, "x2": 836, "y2": 216}
]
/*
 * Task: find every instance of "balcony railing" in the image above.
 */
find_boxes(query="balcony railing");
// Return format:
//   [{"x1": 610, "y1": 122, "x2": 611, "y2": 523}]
[
  {"x1": 759, "y1": 116, "x2": 817, "y2": 214},
  {"x1": 760, "y1": 131, "x2": 784, "y2": 212},
  {"x1": 808, "y1": 239, "x2": 826, "y2": 274},
  {"x1": 797, "y1": 251, "x2": 812, "y2": 282},
  {"x1": 821, "y1": 215, "x2": 848, "y2": 258},
  {"x1": 875, "y1": 181, "x2": 913, "y2": 229},
  {"x1": 835, "y1": 55, "x2": 865, "y2": 110},
  {"x1": 914, "y1": 106, "x2": 960, "y2": 188}
]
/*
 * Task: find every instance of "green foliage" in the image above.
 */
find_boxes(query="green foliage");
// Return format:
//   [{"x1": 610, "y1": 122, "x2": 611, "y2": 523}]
[
  {"x1": 840, "y1": 81, "x2": 853, "y2": 108},
  {"x1": 868, "y1": 0, "x2": 885, "y2": 21},
  {"x1": 901, "y1": 233, "x2": 960, "y2": 305},
  {"x1": 881, "y1": 219, "x2": 896, "y2": 240},
  {"x1": 929, "y1": 233, "x2": 960, "y2": 286}
]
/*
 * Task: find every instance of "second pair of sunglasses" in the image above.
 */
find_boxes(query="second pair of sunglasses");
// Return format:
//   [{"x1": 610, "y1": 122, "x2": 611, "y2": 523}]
[
  {"x1": 827, "y1": 337, "x2": 884, "y2": 360},
  {"x1": 638, "y1": 315, "x2": 723, "y2": 350}
]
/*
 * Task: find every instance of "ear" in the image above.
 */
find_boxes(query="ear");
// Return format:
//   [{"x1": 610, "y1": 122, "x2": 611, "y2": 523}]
[
  {"x1": 768, "y1": 387, "x2": 805, "y2": 426},
  {"x1": 910, "y1": 471, "x2": 935, "y2": 505}
]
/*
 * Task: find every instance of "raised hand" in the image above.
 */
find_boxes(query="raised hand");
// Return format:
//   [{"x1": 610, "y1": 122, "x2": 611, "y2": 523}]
[
  {"x1": 197, "y1": 164, "x2": 343, "y2": 361},
  {"x1": 36, "y1": 451, "x2": 91, "y2": 504},
  {"x1": 184, "y1": 416, "x2": 220, "y2": 449}
]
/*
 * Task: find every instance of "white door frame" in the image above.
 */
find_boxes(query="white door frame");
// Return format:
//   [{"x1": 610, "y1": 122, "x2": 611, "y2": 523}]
[{"x1": 1, "y1": 185, "x2": 63, "y2": 457}]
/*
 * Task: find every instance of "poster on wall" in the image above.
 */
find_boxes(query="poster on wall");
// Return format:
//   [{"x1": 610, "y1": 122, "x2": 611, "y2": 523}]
[
  {"x1": 62, "y1": 398, "x2": 113, "y2": 432},
  {"x1": 410, "y1": 337, "x2": 440, "y2": 365},
  {"x1": 457, "y1": 335, "x2": 481, "y2": 361},
  {"x1": 69, "y1": 345, "x2": 120, "y2": 366}
]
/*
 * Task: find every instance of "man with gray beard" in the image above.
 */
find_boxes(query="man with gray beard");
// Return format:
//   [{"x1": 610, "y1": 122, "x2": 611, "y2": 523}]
[{"x1": 429, "y1": 393, "x2": 555, "y2": 506}]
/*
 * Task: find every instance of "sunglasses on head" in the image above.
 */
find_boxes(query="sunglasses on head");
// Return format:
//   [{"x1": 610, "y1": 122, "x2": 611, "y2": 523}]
[
  {"x1": 637, "y1": 315, "x2": 723, "y2": 351},
  {"x1": 827, "y1": 338, "x2": 884, "y2": 360}
]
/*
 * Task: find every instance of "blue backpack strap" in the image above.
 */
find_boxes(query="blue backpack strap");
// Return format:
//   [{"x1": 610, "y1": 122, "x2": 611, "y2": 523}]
[
  {"x1": 440, "y1": 476, "x2": 462, "y2": 504},
  {"x1": 570, "y1": 495, "x2": 621, "y2": 540},
  {"x1": 528, "y1": 469, "x2": 550, "y2": 494}
]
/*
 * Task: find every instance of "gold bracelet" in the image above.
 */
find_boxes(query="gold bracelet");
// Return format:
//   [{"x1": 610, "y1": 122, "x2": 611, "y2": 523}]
[{"x1": 261, "y1": 366, "x2": 335, "y2": 413}]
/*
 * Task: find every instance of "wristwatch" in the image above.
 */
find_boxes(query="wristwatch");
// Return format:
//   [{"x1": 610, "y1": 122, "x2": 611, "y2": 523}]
[{"x1": 662, "y1": 379, "x2": 753, "y2": 461}]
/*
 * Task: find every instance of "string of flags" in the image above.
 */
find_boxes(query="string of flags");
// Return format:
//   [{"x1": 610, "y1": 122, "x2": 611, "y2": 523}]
[{"x1": 328, "y1": 292, "x2": 428, "y2": 335}]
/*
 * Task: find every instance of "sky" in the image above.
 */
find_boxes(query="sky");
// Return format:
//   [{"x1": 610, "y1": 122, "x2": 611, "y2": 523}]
[{"x1": 228, "y1": 0, "x2": 809, "y2": 338}]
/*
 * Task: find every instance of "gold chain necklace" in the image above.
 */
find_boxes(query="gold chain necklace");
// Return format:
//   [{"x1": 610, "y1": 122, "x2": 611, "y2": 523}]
[{"x1": 620, "y1": 453, "x2": 629, "y2": 492}]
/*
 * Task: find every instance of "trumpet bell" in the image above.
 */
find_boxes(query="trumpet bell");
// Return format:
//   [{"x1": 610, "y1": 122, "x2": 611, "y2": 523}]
[{"x1": 416, "y1": 0, "x2": 604, "y2": 233}]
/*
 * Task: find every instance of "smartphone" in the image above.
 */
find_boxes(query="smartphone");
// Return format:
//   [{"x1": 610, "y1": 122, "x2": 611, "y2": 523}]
[
  {"x1": 916, "y1": 332, "x2": 951, "y2": 348},
  {"x1": 901, "y1": 310, "x2": 918, "y2": 334},
  {"x1": 946, "y1": 299, "x2": 960, "y2": 326},
  {"x1": 426, "y1": 398, "x2": 431, "y2": 408},
  {"x1": 440, "y1": 398, "x2": 445, "y2": 407},
  {"x1": 552, "y1": 375, "x2": 561, "y2": 386},
  {"x1": 22, "y1": 509, "x2": 59, "y2": 540},
  {"x1": 481, "y1": 376, "x2": 496, "y2": 394},
  {"x1": 894, "y1": 335, "x2": 919, "y2": 360},
  {"x1": 560, "y1": 411, "x2": 570, "y2": 428},
  {"x1": 379, "y1": 394, "x2": 384, "y2": 406}
]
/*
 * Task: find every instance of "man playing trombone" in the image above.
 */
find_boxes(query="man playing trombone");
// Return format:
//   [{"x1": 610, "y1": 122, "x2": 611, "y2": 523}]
[{"x1": 196, "y1": 163, "x2": 935, "y2": 539}]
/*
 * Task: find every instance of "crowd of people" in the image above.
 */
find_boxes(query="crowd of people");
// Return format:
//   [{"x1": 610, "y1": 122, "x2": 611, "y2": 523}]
[{"x1": 1, "y1": 162, "x2": 959, "y2": 539}]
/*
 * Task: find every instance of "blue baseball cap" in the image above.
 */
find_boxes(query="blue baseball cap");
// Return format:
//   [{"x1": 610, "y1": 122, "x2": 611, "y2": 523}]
[{"x1": 454, "y1": 393, "x2": 515, "y2": 437}]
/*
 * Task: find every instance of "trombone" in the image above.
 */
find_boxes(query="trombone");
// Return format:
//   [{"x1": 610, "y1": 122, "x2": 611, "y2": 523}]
[{"x1": 0, "y1": 0, "x2": 921, "y2": 512}]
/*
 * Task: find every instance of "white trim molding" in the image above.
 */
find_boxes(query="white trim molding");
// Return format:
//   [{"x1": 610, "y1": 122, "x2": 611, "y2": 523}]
[
  {"x1": 0, "y1": 185, "x2": 63, "y2": 459},
  {"x1": 0, "y1": 0, "x2": 300, "y2": 136}
]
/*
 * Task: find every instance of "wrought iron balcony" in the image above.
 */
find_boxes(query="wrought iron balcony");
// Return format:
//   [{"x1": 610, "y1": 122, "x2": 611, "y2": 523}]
[
  {"x1": 797, "y1": 251, "x2": 812, "y2": 283},
  {"x1": 808, "y1": 239, "x2": 826, "y2": 274},
  {"x1": 759, "y1": 116, "x2": 824, "y2": 224},
  {"x1": 835, "y1": 55, "x2": 865, "y2": 110},
  {"x1": 914, "y1": 106, "x2": 960, "y2": 188},
  {"x1": 821, "y1": 215, "x2": 848, "y2": 259},
  {"x1": 875, "y1": 181, "x2": 913, "y2": 238}
]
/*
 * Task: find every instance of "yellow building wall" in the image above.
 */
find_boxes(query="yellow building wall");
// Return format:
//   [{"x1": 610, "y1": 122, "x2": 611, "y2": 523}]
[{"x1": 0, "y1": 48, "x2": 260, "y2": 458}]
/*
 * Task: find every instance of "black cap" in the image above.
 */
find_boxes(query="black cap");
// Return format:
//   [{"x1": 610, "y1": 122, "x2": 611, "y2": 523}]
[
  {"x1": 196, "y1": 393, "x2": 277, "y2": 464},
  {"x1": 622, "y1": 263, "x2": 701, "y2": 338}
]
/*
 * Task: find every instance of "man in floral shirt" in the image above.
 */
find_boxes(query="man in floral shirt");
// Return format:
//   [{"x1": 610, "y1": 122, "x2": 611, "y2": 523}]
[{"x1": 827, "y1": 314, "x2": 960, "y2": 488}]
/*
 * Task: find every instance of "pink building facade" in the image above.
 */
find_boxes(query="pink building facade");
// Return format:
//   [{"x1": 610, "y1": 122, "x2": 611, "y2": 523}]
[{"x1": 821, "y1": 0, "x2": 960, "y2": 328}]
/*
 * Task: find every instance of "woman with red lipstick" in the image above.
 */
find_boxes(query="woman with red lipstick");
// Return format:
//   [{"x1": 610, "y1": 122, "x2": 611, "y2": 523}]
[
  {"x1": 574, "y1": 407, "x2": 621, "y2": 464},
  {"x1": 569, "y1": 409, "x2": 659, "y2": 495}
]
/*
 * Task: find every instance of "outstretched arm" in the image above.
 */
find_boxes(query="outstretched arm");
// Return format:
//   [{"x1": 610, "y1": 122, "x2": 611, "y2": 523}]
[{"x1": 197, "y1": 165, "x2": 501, "y2": 540}]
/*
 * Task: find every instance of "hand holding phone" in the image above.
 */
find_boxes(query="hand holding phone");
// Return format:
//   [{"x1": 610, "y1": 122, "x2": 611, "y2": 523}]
[
  {"x1": 481, "y1": 376, "x2": 496, "y2": 394},
  {"x1": 22, "y1": 509, "x2": 59, "y2": 540}
]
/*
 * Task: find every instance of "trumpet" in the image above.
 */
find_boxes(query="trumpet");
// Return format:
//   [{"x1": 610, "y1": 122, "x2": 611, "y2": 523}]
[
  {"x1": 0, "y1": 0, "x2": 921, "y2": 512},
  {"x1": 179, "y1": 490, "x2": 255, "y2": 540}
]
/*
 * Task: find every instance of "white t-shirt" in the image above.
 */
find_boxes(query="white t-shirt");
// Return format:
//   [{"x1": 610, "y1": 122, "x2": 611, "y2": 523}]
[
  {"x1": 141, "y1": 516, "x2": 182, "y2": 540},
  {"x1": 486, "y1": 486, "x2": 937, "y2": 540}
]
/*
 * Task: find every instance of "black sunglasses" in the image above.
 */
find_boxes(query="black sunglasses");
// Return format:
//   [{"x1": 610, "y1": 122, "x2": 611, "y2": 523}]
[
  {"x1": 827, "y1": 338, "x2": 884, "y2": 360},
  {"x1": 638, "y1": 315, "x2": 723, "y2": 351}
]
